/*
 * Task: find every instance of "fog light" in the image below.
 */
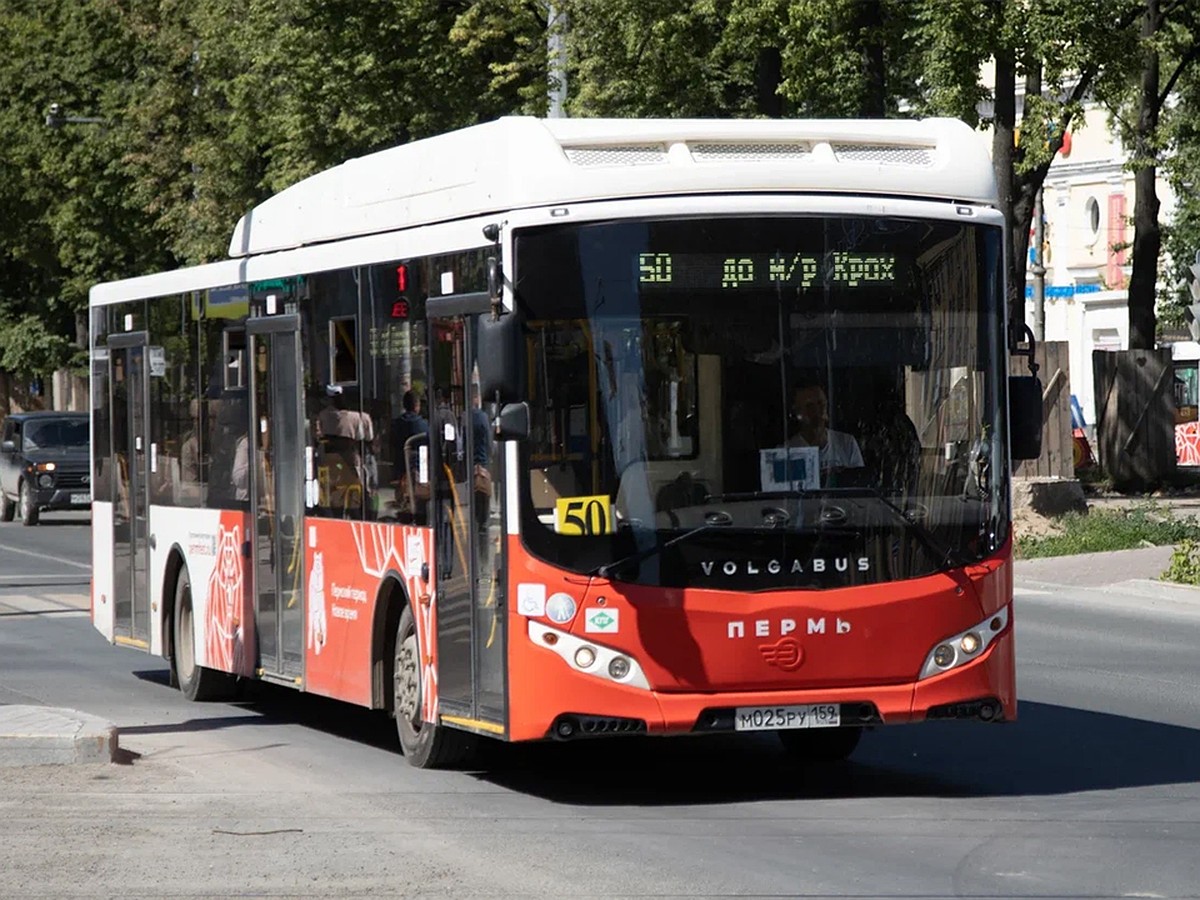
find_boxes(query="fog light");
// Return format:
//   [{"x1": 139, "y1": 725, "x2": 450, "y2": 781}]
[
  {"x1": 574, "y1": 646, "x2": 596, "y2": 668},
  {"x1": 933, "y1": 644, "x2": 955, "y2": 668},
  {"x1": 959, "y1": 632, "x2": 981, "y2": 655},
  {"x1": 38, "y1": 474, "x2": 53, "y2": 488},
  {"x1": 608, "y1": 656, "x2": 631, "y2": 680},
  {"x1": 542, "y1": 632, "x2": 558, "y2": 646}
]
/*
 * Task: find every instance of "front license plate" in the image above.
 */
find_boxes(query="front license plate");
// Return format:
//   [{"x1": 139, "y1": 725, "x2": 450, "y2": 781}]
[
  {"x1": 70, "y1": 493, "x2": 90, "y2": 505},
  {"x1": 733, "y1": 703, "x2": 840, "y2": 732}
]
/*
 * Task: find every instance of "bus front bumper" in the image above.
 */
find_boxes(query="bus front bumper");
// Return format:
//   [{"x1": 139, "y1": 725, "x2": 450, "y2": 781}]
[{"x1": 508, "y1": 627, "x2": 1016, "y2": 742}]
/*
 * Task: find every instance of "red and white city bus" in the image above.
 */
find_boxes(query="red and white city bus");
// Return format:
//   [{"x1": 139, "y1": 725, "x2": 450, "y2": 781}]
[{"x1": 90, "y1": 117, "x2": 1040, "y2": 767}]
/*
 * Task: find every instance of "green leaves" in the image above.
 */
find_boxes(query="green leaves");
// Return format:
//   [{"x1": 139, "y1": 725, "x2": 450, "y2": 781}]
[{"x1": 0, "y1": 0, "x2": 1198, "y2": 384}]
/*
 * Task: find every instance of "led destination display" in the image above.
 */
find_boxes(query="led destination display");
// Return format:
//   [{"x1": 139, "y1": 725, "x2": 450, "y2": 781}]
[{"x1": 637, "y1": 252, "x2": 897, "y2": 290}]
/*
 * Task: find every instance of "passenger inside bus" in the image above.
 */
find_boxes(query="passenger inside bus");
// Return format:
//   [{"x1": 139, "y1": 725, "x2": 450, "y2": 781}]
[{"x1": 315, "y1": 384, "x2": 374, "y2": 517}]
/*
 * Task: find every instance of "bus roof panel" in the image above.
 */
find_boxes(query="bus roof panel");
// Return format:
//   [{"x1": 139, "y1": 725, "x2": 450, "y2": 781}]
[{"x1": 228, "y1": 116, "x2": 997, "y2": 258}]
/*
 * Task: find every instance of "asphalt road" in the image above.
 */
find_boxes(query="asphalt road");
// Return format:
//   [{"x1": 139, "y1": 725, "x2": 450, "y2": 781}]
[{"x1": 2, "y1": 523, "x2": 1200, "y2": 897}]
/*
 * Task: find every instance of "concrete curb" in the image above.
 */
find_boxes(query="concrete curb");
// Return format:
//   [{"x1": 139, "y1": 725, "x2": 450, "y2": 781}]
[{"x1": 0, "y1": 705, "x2": 119, "y2": 767}]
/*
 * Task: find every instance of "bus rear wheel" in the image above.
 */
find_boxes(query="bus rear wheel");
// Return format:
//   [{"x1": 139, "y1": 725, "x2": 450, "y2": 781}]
[
  {"x1": 173, "y1": 567, "x2": 235, "y2": 702},
  {"x1": 393, "y1": 604, "x2": 475, "y2": 769},
  {"x1": 778, "y1": 726, "x2": 863, "y2": 762}
]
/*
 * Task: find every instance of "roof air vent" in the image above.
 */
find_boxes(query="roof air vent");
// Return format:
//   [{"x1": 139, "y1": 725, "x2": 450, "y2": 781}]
[
  {"x1": 832, "y1": 144, "x2": 935, "y2": 166},
  {"x1": 563, "y1": 145, "x2": 667, "y2": 167}
]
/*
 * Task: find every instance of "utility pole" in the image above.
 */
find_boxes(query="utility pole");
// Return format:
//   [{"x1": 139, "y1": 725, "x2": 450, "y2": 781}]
[
  {"x1": 546, "y1": 3, "x2": 568, "y2": 118},
  {"x1": 1031, "y1": 187, "x2": 1046, "y2": 341}
]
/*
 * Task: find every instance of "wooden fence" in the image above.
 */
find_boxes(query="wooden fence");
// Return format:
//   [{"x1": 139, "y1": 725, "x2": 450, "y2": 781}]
[
  {"x1": 1009, "y1": 340, "x2": 1073, "y2": 480},
  {"x1": 1093, "y1": 348, "x2": 1175, "y2": 490}
]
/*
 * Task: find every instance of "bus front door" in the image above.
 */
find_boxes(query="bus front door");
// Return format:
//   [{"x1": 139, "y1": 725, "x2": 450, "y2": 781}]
[
  {"x1": 247, "y1": 316, "x2": 306, "y2": 682},
  {"x1": 429, "y1": 314, "x2": 507, "y2": 736},
  {"x1": 107, "y1": 335, "x2": 152, "y2": 649}
]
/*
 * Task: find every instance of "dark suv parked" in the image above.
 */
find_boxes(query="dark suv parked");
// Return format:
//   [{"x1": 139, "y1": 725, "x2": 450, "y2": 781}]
[{"x1": 0, "y1": 411, "x2": 91, "y2": 525}]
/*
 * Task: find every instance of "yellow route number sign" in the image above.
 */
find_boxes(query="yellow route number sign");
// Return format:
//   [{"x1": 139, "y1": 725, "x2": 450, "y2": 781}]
[{"x1": 554, "y1": 495, "x2": 614, "y2": 536}]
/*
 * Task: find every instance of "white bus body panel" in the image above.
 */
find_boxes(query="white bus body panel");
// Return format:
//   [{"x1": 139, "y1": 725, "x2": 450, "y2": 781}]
[
  {"x1": 92, "y1": 500, "x2": 115, "y2": 641},
  {"x1": 227, "y1": 117, "x2": 995, "y2": 258}
]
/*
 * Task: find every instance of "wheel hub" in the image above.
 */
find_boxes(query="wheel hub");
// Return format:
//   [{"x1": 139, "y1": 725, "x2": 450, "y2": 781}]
[{"x1": 395, "y1": 633, "x2": 420, "y2": 727}]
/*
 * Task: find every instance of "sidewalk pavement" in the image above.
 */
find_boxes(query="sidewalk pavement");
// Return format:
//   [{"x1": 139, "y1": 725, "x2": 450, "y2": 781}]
[
  {"x1": 1013, "y1": 543, "x2": 1177, "y2": 588},
  {"x1": 2, "y1": 547, "x2": 1197, "y2": 768},
  {"x1": 0, "y1": 705, "x2": 118, "y2": 767}
]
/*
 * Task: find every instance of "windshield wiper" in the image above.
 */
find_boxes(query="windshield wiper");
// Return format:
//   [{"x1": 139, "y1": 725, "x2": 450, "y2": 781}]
[
  {"x1": 821, "y1": 486, "x2": 970, "y2": 569},
  {"x1": 591, "y1": 524, "x2": 714, "y2": 581},
  {"x1": 708, "y1": 486, "x2": 969, "y2": 569}
]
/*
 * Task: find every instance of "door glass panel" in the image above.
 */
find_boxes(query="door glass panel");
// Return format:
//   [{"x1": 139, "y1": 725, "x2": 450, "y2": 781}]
[
  {"x1": 432, "y1": 319, "x2": 472, "y2": 711},
  {"x1": 252, "y1": 335, "x2": 278, "y2": 673},
  {"x1": 110, "y1": 348, "x2": 132, "y2": 635},
  {"x1": 273, "y1": 331, "x2": 305, "y2": 676},
  {"x1": 470, "y1": 365, "x2": 505, "y2": 720},
  {"x1": 129, "y1": 346, "x2": 149, "y2": 642}
]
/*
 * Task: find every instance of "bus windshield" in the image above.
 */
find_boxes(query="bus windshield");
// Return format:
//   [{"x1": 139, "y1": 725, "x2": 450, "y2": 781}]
[{"x1": 513, "y1": 215, "x2": 1009, "y2": 590}]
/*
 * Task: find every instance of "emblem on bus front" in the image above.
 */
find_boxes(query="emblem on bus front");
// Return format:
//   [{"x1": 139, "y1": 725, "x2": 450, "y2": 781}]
[{"x1": 759, "y1": 637, "x2": 804, "y2": 671}]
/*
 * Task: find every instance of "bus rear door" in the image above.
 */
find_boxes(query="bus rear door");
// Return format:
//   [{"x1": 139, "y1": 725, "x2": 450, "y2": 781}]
[{"x1": 107, "y1": 334, "x2": 152, "y2": 650}]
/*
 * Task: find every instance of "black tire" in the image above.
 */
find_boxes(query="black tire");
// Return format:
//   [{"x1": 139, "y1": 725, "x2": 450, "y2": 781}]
[
  {"x1": 778, "y1": 726, "x2": 863, "y2": 763},
  {"x1": 393, "y1": 604, "x2": 476, "y2": 769},
  {"x1": 18, "y1": 480, "x2": 39, "y2": 526},
  {"x1": 0, "y1": 490, "x2": 14, "y2": 522},
  {"x1": 173, "y1": 567, "x2": 236, "y2": 702}
]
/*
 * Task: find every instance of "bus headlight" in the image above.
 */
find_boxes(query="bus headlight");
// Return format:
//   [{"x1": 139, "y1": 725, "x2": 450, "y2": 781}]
[
  {"x1": 38, "y1": 473, "x2": 54, "y2": 488},
  {"x1": 919, "y1": 606, "x2": 1009, "y2": 680},
  {"x1": 528, "y1": 621, "x2": 650, "y2": 689}
]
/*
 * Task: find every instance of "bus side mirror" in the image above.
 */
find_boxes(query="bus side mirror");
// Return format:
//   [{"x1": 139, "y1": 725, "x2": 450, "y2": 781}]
[
  {"x1": 496, "y1": 402, "x2": 530, "y2": 441},
  {"x1": 477, "y1": 307, "x2": 522, "y2": 403},
  {"x1": 1009, "y1": 375, "x2": 1043, "y2": 461}
]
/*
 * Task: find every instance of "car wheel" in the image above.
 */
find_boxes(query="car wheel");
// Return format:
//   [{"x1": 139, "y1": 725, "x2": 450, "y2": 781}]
[
  {"x1": 18, "y1": 480, "x2": 39, "y2": 526},
  {"x1": 0, "y1": 490, "x2": 13, "y2": 522},
  {"x1": 393, "y1": 604, "x2": 476, "y2": 769},
  {"x1": 173, "y1": 566, "x2": 235, "y2": 702},
  {"x1": 778, "y1": 726, "x2": 863, "y2": 763}
]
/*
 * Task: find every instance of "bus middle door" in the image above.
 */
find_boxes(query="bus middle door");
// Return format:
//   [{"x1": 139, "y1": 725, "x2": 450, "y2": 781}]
[{"x1": 246, "y1": 313, "x2": 306, "y2": 683}]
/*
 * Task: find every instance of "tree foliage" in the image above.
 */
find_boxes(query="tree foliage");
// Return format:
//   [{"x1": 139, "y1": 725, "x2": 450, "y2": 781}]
[{"x1": 1, "y1": 0, "x2": 1198, "y2": 384}]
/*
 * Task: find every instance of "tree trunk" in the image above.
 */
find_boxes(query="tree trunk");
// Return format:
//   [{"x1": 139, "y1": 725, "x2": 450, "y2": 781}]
[
  {"x1": 854, "y1": 0, "x2": 886, "y2": 117},
  {"x1": 1127, "y1": 0, "x2": 1162, "y2": 351},
  {"x1": 755, "y1": 47, "x2": 783, "y2": 118},
  {"x1": 991, "y1": 35, "x2": 1019, "y2": 344}
]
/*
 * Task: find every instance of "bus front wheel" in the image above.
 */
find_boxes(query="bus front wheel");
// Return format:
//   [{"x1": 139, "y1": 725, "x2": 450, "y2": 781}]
[
  {"x1": 778, "y1": 726, "x2": 862, "y2": 762},
  {"x1": 173, "y1": 567, "x2": 235, "y2": 702},
  {"x1": 393, "y1": 604, "x2": 475, "y2": 769}
]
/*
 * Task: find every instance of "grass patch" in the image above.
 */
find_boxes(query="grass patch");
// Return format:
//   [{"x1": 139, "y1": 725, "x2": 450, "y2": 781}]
[
  {"x1": 1164, "y1": 539, "x2": 1200, "y2": 585},
  {"x1": 1015, "y1": 504, "x2": 1200, "y2": 559}
]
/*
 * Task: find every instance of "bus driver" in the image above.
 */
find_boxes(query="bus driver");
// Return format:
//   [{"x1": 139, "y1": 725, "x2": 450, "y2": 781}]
[{"x1": 786, "y1": 382, "x2": 864, "y2": 479}]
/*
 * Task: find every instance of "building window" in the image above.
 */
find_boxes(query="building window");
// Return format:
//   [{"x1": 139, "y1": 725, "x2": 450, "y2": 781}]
[{"x1": 1085, "y1": 196, "x2": 1101, "y2": 242}]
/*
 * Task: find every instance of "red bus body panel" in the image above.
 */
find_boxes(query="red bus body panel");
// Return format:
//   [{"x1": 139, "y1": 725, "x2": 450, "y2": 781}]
[{"x1": 506, "y1": 535, "x2": 1015, "y2": 741}]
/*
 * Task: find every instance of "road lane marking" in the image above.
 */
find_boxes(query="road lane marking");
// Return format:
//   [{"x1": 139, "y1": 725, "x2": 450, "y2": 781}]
[{"x1": 0, "y1": 541, "x2": 90, "y2": 570}]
